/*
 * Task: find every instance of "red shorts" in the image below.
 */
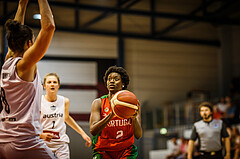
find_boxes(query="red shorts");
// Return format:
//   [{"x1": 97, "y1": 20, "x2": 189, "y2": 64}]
[{"x1": 93, "y1": 145, "x2": 138, "y2": 159}]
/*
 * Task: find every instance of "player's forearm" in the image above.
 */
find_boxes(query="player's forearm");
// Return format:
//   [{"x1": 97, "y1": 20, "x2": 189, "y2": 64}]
[
  {"x1": 187, "y1": 140, "x2": 194, "y2": 159},
  {"x1": 90, "y1": 112, "x2": 114, "y2": 136},
  {"x1": 66, "y1": 116, "x2": 86, "y2": 136},
  {"x1": 14, "y1": 0, "x2": 29, "y2": 24},
  {"x1": 38, "y1": 0, "x2": 55, "y2": 31},
  {"x1": 225, "y1": 137, "x2": 231, "y2": 157},
  {"x1": 132, "y1": 116, "x2": 142, "y2": 139}
]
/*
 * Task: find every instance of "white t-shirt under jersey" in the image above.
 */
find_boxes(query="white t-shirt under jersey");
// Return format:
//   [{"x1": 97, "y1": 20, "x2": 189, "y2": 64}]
[
  {"x1": 0, "y1": 57, "x2": 43, "y2": 142},
  {"x1": 41, "y1": 95, "x2": 70, "y2": 143}
]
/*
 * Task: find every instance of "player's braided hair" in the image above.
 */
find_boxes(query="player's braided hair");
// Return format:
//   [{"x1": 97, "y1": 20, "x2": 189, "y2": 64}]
[{"x1": 103, "y1": 66, "x2": 129, "y2": 90}]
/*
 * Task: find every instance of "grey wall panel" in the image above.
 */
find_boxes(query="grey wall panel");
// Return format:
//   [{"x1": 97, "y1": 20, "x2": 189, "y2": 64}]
[
  {"x1": 46, "y1": 31, "x2": 118, "y2": 58},
  {"x1": 125, "y1": 39, "x2": 219, "y2": 106},
  {"x1": 66, "y1": 122, "x2": 92, "y2": 159},
  {"x1": 38, "y1": 60, "x2": 97, "y2": 85},
  {"x1": 58, "y1": 89, "x2": 97, "y2": 113}
]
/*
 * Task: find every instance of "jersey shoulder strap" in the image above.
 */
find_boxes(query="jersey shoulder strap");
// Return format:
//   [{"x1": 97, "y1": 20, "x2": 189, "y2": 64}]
[{"x1": 100, "y1": 94, "x2": 108, "y2": 99}]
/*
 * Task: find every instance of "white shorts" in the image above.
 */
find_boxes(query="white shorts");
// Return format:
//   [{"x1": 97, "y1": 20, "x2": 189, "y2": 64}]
[
  {"x1": 0, "y1": 136, "x2": 57, "y2": 159},
  {"x1": 45, "y1": 141, "x2": 70, "y2": 159}
]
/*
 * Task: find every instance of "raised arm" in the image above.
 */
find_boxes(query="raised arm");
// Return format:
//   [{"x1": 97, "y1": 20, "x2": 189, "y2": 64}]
[
  {"x1": 14, "y1": 0, "x2": 29, "y2": 24},
  {"x1": 64, "y1": 97, "x2": 92, "y2": 147},
  {"x1": 5, "y1": 0, "x2": 29, "y2": 61},
  {"x1": 17, "y1": 0, "x2": 55, "y2": 76}
]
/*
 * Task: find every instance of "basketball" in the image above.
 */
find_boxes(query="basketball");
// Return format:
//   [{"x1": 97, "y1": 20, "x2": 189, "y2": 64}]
[{"x1": 111, "y1": 90, "x2": 139, "y2": 119}]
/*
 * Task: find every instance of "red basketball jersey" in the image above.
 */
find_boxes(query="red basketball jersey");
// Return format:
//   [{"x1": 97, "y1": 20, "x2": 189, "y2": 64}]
[{"x1": 92, "y1": 95, "x2": 134, "y2": 151}]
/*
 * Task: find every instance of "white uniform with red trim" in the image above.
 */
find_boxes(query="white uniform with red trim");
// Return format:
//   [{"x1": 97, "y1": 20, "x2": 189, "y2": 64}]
[{"x1": 41, "y1": 95, "x2": 70, "y2": 159}]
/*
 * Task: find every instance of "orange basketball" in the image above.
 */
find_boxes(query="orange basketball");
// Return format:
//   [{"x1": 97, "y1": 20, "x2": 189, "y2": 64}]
[{"x1": 111, "y1": 90, "x2": 139, "y2": 119}]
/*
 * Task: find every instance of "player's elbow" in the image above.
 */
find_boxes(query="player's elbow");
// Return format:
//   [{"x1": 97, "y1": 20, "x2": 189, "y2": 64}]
[
  {"x1": 43, "y1": 22, "x2": 55, "y2": 32},
  {"x1": 135, "y1": 136, "x2": 142, "y2": 140},
  {"x1": 90, "y1": 124, "x2": 100, "y2": 136},
  {"x1": 135, "y1": 132, "x2": 142, "y2": 140},
  {"x1": 90, "y1": 128, "x2": 97, "y2": 136},
  {"x1": 64, "y1": 114, "x2": 70, "y2": 122},
  {"x1": 48, "y1": 23, "x2": 55, "y2": 31}
]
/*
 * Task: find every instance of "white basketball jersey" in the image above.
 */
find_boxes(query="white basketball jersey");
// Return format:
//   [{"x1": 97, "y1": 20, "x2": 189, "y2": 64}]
[
  {"x1": 41, "y1": 95, "x2": 69, "y2": 143},
  {"x1": 0, "y1": 57, "x2": 43, "y2": 142}
]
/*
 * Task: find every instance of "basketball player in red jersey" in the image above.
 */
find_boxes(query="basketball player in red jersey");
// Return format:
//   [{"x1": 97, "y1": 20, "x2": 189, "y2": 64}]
[
  {"x1": 0, "y1": 0, "x2": 56, "y2": 158},
  {"x1": 89, "y1": 66, "x2": 142, "y2": 159}
]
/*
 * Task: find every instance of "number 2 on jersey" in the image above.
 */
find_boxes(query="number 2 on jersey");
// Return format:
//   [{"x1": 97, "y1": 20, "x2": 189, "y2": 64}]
[{"x1": 116, "y1": 130, "x2": 123, "y2": 139}]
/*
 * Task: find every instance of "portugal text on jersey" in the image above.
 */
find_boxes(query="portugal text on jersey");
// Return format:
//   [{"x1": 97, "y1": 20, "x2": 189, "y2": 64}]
[{"x1": 107, "y1": 118, "x2": 132, "y2": 127}]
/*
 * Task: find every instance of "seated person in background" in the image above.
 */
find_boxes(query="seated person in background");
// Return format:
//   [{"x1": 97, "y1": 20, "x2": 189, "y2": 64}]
[
  {"x1": 166, "y1": 137, "x2": 180, "y2": 159},
  {"x1": 176, "y1": 138, "x2": 188, "y2": 159},
  {"x1": 217, "y1": 97, "x2": 227, "y2": 114},
  {"x1": 222, "y1": 100, "x2": 236, "y2": 125},
  {"x1": 213, "y1": 104, "x2": 223, "y2": 119}
]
